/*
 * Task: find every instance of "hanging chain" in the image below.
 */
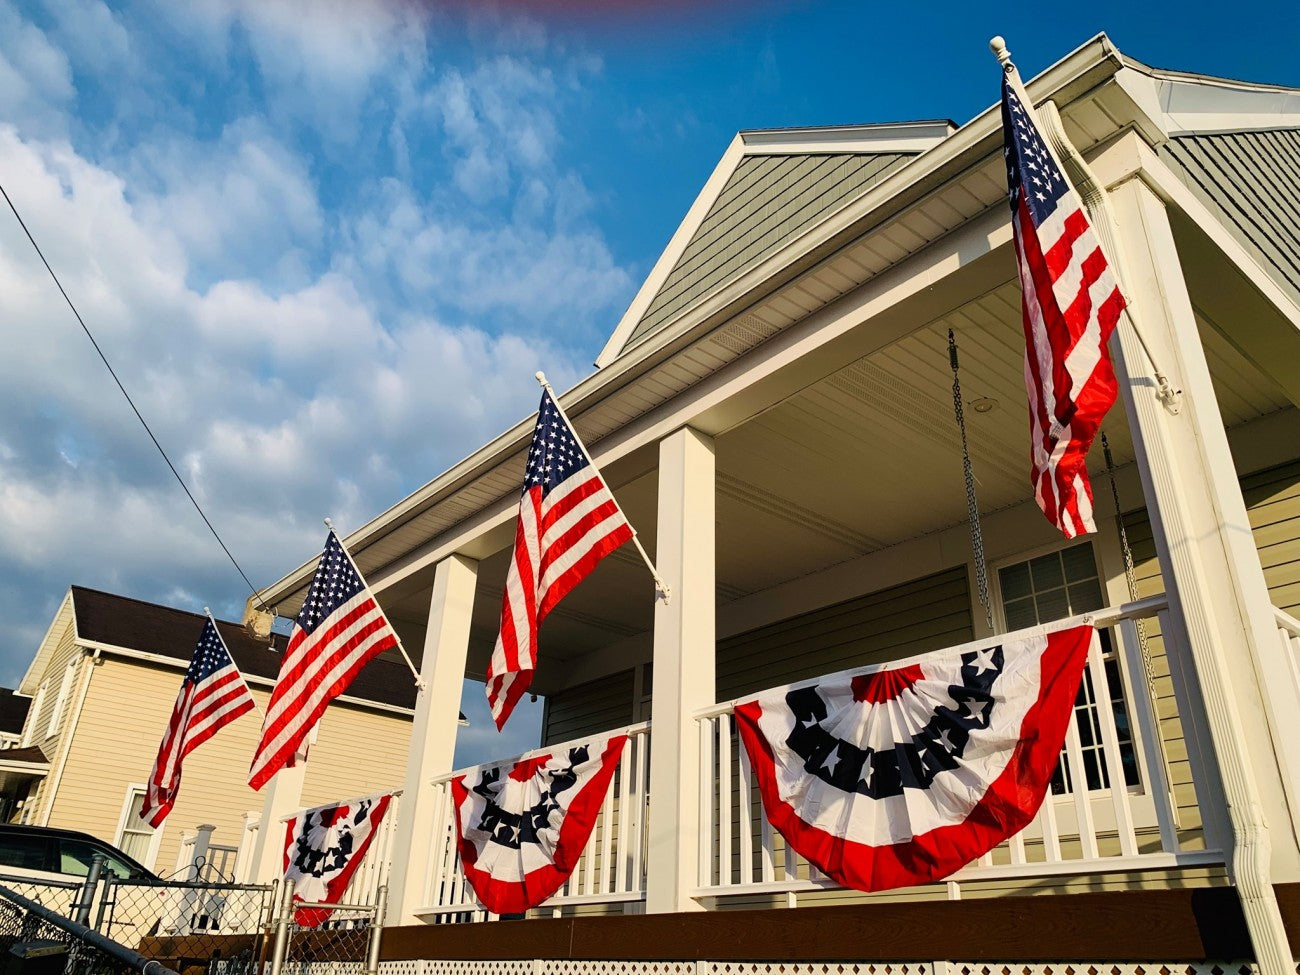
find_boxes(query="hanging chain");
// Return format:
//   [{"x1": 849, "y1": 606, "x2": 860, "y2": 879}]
[{"x1": 948, "y1": 330, "x2": 995, "y2": 634}]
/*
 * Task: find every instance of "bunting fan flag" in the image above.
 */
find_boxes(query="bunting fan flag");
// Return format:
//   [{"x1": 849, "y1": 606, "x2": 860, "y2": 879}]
[
  {"x1": 249, "y1": 530, "x2": 400, "y2": 790},
  {"x1": 282, "y1": 793, "x2": 393, "y2": 927},
  {"x1": 451, "y1": 734, "x2": 627, "y2": 914},
  {"x1": 734, "y1": 623, "x2": 1095, "y2": 892},
  {"x1": 141, "y1": 617, "x2": 256, "y2": 827},
  {"x1": 487, "y1": 389, "x2": 634, "y2": 730},
  {"x1": 1001, "y1": 68, "x2": 1126, "y2": 538}
]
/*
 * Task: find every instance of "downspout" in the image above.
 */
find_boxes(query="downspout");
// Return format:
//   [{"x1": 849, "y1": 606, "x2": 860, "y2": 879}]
[{"x1": 38, "y1": 647, "x2": 99, "y2": 827}]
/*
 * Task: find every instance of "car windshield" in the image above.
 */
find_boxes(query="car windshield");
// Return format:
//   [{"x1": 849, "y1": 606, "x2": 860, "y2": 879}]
[{"x1": 58, "y1": 839, "x2": 141, "y2": 880}]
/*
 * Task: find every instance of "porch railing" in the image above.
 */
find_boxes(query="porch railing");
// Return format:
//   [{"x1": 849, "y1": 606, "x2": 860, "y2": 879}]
[
  {"x1": 276, "y1": 790, "x2": 402, "y2": 908},
  {"x1": 417, "y1": 721, "x2": 651, "y2": 920},
  {"x1": 1276, "y1": 605, "x2": 1300, "y2": 694},
  {"x1": 172, "y1": 827, "x2": 241, "y2": 883},
  {"x1": 694, "y1": 595, "x2": 1225, "y2": 903}
]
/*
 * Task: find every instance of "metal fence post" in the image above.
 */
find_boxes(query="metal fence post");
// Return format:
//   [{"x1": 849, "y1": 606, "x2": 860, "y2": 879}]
[
  {"x1": 366, "y1": 885, "x2": 388, "y2": 975},
  {"x1": 73, "y1": 854, "x2": 107, "y2": 927},
  {"x1": 268, "y1": 881, "x2": 294, "y2": 975}
]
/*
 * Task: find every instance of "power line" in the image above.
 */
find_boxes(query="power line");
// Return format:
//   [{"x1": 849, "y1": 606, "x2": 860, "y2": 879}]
[{"x1": 0, "y1": 180, "x2": 270, "y2": 613}]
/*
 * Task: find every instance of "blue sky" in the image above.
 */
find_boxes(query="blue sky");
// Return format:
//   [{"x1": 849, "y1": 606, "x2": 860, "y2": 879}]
[{"x1": 1, "y1": 0, "x2": 1298, "y2": 769}]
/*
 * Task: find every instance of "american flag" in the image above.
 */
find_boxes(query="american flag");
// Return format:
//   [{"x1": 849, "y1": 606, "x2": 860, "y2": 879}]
[
  {"x1": 1002, "y1": 72, "x2": 1125, "y2": 538},
  {"x1": 249, "y1": 530, "x2": 399, "y2": 790},
  {"x1": 487, "y1": 390, "x2": 633, "y2": 729},
  {"x1": 141, "y1": 617, "x2": 255, "y2": 827}
]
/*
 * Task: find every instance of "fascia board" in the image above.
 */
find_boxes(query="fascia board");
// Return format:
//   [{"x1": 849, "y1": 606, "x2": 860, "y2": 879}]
[
  {"x1": 250, "y1": 33, "x2": 1123, "y2": 616},
  {"x1": 75, "y1": 639, "x2": 416, "y2": 718},
  {"x1": 736, "y1": 120, "x2": 956, "y2": 155},
  {"x1": 18, "y1": 589, "x2": 75, "y2": 697},
  {"x1": 0, "y1": 760, "x2": 50, "y2": 775},
  {"x1": 594, "y1": 134, "x2": 748, "y2": 368}
]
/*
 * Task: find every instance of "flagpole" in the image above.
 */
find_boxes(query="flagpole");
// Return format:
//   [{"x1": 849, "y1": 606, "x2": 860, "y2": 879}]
[
  {"x1": 205, "y1": 607, "x2": 266, "y2": 721},
  {"x1": 323, "y1": 519, "x2": 426, "y2": 689},
  {"x1": 990, "y1": 36, "x2": 1181, "y2": 415},
  {"x1": 534, "y1": 372, "x2": 670, "y2": 604}
]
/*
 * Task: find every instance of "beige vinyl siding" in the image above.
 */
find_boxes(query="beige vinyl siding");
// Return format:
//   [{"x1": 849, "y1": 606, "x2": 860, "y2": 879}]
[
  {"x1": 542, "y1": 670, "x2": 636, "y2": 746},
  {"x1": 717, "y1": 565, "x2": 974, "y2": 701},
  {"x1": 24, "y1": 616, "x2": 88, "y2": 819},
  {"x1": 48, "y1": 656, "x2": 411, "y2": 873},
  {"x1": 1244, "y1": 459, "x2": 1300, "y2": 614}
]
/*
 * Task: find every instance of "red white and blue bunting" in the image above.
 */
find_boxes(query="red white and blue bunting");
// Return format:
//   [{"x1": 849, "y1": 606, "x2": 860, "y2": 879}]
[
  {"x1": 282, "y1": 793, "x2": 393, "y2": 927},
  {"x1": 451, "y1": 734, "x2": 627, "y2": 914},
  {"x1": 735, "y1": 622, "x2": 1096, "y2": 892}
]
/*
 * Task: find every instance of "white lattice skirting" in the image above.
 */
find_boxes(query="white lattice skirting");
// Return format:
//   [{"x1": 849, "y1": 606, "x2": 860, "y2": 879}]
[{"x1": 374, "y1": 962, "x2": 1263, "y2": 975}]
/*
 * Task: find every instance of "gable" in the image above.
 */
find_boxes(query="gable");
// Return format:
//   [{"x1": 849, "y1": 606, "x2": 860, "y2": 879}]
[
  {"x1": 1159, "y1": 128, "x2": 1300, "y2": 310},
  {"x1": 621, "y1": 150, "x2": 916, "y2": 354}
]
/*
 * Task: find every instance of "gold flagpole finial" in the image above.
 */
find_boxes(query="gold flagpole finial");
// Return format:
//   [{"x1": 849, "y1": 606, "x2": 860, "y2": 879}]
[{"x1": 990, "y1": 36, "x2": 1015, "y2": 73}]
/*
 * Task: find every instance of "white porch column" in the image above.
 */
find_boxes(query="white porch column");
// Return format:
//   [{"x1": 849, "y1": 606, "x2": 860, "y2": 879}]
[
  {"x1": 386, "y1": 554, "x2": 479, "y2": 924},
  {"x1": 1107, "y1": 174, "x2": 1300, "y2": 972},
  {"x1": 646, "y1": 426, "x2": 715, "y2": 914},
  {"x1": 248, "y1": 757, "x2": 307, "y2": 883}
]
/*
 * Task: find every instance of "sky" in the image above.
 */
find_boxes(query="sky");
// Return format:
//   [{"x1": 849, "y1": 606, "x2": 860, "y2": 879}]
[{"x1": 2, "y1": 0, "x2": 1298, "y2": 770}]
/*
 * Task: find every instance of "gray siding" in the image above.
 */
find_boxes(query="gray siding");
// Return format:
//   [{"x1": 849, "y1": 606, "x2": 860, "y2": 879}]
[
  {"x1": 625, "y1": 152, "x2": 914, "y2": 350},
  {"x1": 542, "y1": 669, "x2": 635, "y2": 746},
  {"x1": 1159, "y1": 129, "x2": 1300, "y2": 309},
  {"x1": 717, "y1": 566, "x2": 973, "y2": 701}
]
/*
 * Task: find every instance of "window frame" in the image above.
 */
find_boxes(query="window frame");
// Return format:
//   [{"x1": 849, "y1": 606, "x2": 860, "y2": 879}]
[
  {"x1": 46, "y1": 660, "x2": 78, "y2": 741},
  {"x1": 987, "y1": 536, "x2": 1160, "y2": 823},
  {"x1": 112, "y1": 784, "x2": 163, "y2": 870},
  {"x1": 21, "y1": 682, "x2": 47, "y2": 748}
]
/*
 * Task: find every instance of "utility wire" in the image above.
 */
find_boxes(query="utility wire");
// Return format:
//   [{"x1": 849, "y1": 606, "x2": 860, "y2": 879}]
[{"x1": 1, "y1": 181, "x2": 270, "y2": 613}]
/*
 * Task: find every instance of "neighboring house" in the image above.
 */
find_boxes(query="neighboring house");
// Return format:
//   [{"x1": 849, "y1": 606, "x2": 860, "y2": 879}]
[
  {"x1": 2, "y1": 586, "x2": 415, "y2": 876},
  {"x1": 248, "y1": 34, "x2": 1300, "y2": 971}
]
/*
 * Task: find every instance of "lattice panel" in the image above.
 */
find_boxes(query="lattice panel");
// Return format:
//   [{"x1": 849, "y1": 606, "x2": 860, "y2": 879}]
[
  {"x1": 542, "y1": 964, "x2": 699, "y2": 975},
  {"x1": 378, "y1": 963, "x2": 430, "y2": 975},
  {"x1": 949, "y1": 964, "x2": 1257, "y2": 975},
  {"x1": 709, "y1": 966, "x2": 933, "y2": 975},
  {"x1": 422, "y1": 963, "x2": 533, "y2": 975}
]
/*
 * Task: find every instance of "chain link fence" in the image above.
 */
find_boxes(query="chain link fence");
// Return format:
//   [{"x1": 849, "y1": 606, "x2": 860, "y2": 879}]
[{"x1": 0, "y1": 883, "x2": 181, "y2": 975}]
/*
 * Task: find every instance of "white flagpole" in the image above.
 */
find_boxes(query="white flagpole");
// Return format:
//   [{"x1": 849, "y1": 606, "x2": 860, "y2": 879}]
[
  {"x1": 205, "y1": 606, "x2": 266, "y2": 721},
  {"x1": 534, "y1": 371, "x2": 670, "y2": 604},
  {"x1": 990, "y1": 36, "x2": 1180, "y2": 414},
  {"x1": 323, "y1": 519, "x2": 426, "y2": 689}
]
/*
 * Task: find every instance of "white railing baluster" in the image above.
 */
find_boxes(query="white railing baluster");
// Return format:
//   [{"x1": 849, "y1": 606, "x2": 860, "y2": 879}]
[
  {"x1": 759, "y1": 805, "x2": 775, "y2": 883},
  {"x1": 699, "y1": 716, "x2": 715, "y2": 888},
  {"x1": 718, "y1": 714, "x2": 733, "y2": 888},
  {"x1": 738, "y1": 737, "x2": 754, "y2": 885},
  {"x1": 615, "y1": 739, "x2": 633, "y2": 893},
  {"x1": 631, "y1": 729, "x2": 648, "y2": 892},
  {"x1": 1061, "y1": 703, "x2": 1100, "y2": 860},
  {"x1": 1119, "y1": 617, "x2": 1179, "y2": 854},
  {"x1": 1088, "y1": 636, "x2": 1138, "y2": 857}
]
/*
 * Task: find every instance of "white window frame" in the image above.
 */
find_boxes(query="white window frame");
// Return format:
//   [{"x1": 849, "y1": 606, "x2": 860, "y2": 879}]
[
  {"x1": 987, "y1": 536, "x2": 1159, "y2": 831},
  {"x1": 46, "y1": 661, "x2": 77, "y2": 741},
  {"x1": 21, "y1": 682, "x2": 47, "y2": 747},
  {"x1": 113, "y1": 784, "x2": 163, "y2": 870}
]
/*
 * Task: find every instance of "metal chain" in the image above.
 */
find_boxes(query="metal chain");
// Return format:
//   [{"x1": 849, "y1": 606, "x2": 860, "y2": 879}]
[
  {"x1": 1101, "y1": 434, "x2": 1156, "y2": 679},
  {"x1": 948, "y1": 330, "x2": 995, "y2": 634}
]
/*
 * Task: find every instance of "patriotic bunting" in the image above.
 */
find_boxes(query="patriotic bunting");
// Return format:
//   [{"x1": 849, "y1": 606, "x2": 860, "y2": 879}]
[
  {"x1": 451, "y1": 734, "x2": 627, "y2": 914},
  {"x1": 735, "y1": 623, "x2": 1095, "y2": 892},
  {"x1": 282, "y1": 793, "x2": 393, "y2": 927},
  {"x1": 1001, "y1": 68, "x2": 1125, "y2": 538}
]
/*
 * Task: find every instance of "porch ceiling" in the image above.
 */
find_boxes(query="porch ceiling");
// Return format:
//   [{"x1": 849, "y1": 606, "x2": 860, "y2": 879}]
[{"x1": 380, "y1": 263, "x2": 1292, "y2": 691}]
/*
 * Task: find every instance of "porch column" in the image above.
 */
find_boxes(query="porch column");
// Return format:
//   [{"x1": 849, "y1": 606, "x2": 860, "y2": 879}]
[
  {"x1": 646, "y1": 426, "x2": 715, "y2": 914},
  {"x1": 248, "y1": 755, "x2": 307, "y2": 883},
  {"x1": 1107, "y1": 174, "x2": 1300, "y2": 969},
  {"x1": 387, "y1": 554, "x2": 479, "y2": 924}
]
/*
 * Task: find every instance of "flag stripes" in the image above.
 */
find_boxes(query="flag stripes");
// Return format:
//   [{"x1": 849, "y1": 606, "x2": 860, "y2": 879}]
[
  {"x1": 142, "y1": 618, "x2": 256, "y2": 827},
  {"x1": 487, "y1": 389, "x2": 633, "y2": 730}
]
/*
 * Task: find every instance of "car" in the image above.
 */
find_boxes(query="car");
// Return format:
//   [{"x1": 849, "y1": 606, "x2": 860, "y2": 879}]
[{"x1": 0, "y1": 824, "x2": 158, "y2": 885}]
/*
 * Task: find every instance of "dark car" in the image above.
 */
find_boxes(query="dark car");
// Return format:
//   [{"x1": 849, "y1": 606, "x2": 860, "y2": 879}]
[{"x1": 0, "y1": 823, "x2": 158, "y2": 884}]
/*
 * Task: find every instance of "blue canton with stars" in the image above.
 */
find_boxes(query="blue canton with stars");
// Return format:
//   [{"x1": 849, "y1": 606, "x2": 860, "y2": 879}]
[
  {"x1": 296, "y1": 531, "x2": 366, "y2": 635},
  {"x1": 523, "y1": 391, "x2": 591, "y2": 498},
  {"x1": 1001, "y1": 76, "x2": 1070, "y2": 229},
  {"x1": 186, "y1": 618, "x2": 238, "y2": 686}
]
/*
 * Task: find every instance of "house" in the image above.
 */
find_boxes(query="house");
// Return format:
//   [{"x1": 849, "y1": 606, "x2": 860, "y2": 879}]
[
  {"x1": 247, "y1": 33, "x2": 1300, "y2": 972},
  {"x1": 1, "y1": 586, "x2": 415, "y2": 877}
]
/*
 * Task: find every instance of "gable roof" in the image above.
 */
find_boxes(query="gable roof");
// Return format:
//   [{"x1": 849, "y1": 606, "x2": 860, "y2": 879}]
[{"x1": 69, "y1": 586, "x2": 416, "y2": 712}]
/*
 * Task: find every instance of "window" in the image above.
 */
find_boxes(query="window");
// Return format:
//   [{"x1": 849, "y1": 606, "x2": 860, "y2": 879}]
[
  {"x1": 46, "y1": 661, "x2": 77, "y2": 740},
  {"x1": 115, "y1": 788, "x2": 157, "y2": 865},
  {"x1": 998, "y1": 543, "x2": 1140, "y2": 795},
  {"x1": 21, "y1": 683, "x2": 47, "y2": 747},
  {"x1": 57, "y1": 838, "x2": 140, "y2": 880}
]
